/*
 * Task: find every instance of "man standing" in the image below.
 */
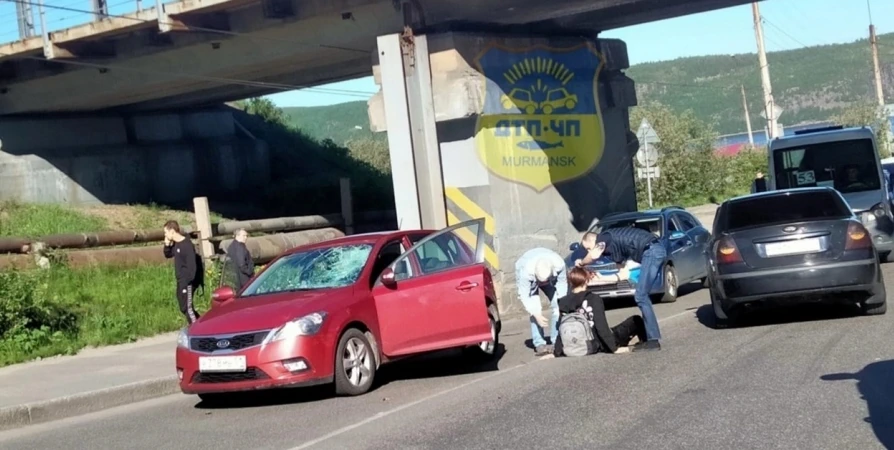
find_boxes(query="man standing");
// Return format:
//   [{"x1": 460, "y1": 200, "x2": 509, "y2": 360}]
[
  {"x1": 751, "y1": 171, "x2": 767, "y2": 193},
  {"x1": 515, "y1": 248, "x2": 568, "y2": 356},
  {"x1": 227, "y1": 228, "x2": 254, "y2": 292},
  {"x1": 163, "y1": 220, "x2": 200, "y2": 325},
  {"x1": 576, "y1": 228, "x2": 664, "y2": 351}
]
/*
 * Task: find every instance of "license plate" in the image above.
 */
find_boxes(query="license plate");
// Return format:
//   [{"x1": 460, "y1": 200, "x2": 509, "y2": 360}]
[
  {"x1": 198, "y1": 356, "x2": 247, "y2": 373},
  {"x1": 764, "y1": 238, "x2": 821, "y2": 257}
]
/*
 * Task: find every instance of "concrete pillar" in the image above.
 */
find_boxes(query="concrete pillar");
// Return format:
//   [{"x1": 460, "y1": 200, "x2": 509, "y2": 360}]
[
  {"x1": 376, "y1": 33, "x2": 447, "y2": 231},
  {"x1": 370, "y1": 32, "x2": 638, "y2": 314}
]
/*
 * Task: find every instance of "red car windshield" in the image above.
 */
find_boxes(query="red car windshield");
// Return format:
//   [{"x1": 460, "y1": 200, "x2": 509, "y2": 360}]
[{"x1": 240, "y1": 244, "x2": 374, "y2": 297}]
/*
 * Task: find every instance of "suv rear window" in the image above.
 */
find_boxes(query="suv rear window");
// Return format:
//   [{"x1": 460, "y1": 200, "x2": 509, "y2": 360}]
[{"x1": 722, "y1": 190, "x2": 851, "y2": 232}]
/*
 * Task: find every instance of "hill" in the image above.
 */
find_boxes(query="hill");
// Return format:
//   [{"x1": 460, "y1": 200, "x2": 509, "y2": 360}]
[
  {"x1": 282, "y1": 102, "x2": 385, "y2": 145},
  {"x1": 283, "y1": 32, "x2": 894, "y2": 137},
  {"x1": 628, "y1": 32, "x2": 894, "y2": 134}
]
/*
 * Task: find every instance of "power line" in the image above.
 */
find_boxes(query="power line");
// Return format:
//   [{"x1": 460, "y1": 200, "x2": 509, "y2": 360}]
[
  {"x1": 760, "y1": 16, "x2": 811, "y2": 49},
  {"x1": 1, "y1": 0, "x2": 369, "y2": 54}
]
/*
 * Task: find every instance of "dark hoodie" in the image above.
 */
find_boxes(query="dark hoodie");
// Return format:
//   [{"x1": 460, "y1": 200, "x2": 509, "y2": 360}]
[{"x1": 554, "y1": 290, "x2": 621, "y2": 356}]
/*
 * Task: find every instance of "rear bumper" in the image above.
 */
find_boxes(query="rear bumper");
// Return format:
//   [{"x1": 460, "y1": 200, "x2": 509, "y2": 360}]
[{"x1": 714, "y1": 259, "x2": 879, "y2": 304}]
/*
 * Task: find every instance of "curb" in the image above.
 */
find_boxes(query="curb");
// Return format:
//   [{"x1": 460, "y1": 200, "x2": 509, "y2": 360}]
[{"x1": 0, "y1": 375, "x2": 180, "y2": 432}]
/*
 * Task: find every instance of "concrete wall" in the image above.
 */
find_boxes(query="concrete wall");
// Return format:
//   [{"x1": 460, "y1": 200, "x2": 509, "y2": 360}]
[
  {"x1": 370, "y1": 32, "x2": 638, "y2": 314},
  {"x1": 0, "y1": 110, "x2": 270, "y2": 206}
]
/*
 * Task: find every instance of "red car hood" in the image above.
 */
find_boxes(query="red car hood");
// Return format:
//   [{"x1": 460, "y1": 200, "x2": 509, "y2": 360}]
[{"x1": 189, "y1": 287, "x2": 354, "y2": 335}]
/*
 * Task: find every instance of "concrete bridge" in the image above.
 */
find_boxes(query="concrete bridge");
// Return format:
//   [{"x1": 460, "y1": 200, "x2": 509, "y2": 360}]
[
  {"x1": 0, "y1": 0, "x2": 756, "y2": 312},
  {"x1": 0, "y1": 0, "x2": 752, "y2": 114}
]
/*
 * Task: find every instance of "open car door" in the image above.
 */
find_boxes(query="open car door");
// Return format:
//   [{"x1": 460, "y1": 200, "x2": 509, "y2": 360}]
[{"x1": 371, "y1": 219, "x2": 492, "y2": 357}]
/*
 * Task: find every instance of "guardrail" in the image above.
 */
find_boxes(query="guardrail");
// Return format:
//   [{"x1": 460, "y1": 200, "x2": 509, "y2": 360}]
[{"x1": 7, "y1": 0, "x2": 160, "y2": 45}]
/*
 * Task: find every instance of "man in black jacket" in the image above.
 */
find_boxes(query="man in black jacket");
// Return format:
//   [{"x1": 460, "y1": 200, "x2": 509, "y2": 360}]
[
  {"x1": 553, "y1": 267, "x2": 646, "y2": 357},
  {"x1": 227, "y1": 228, "x2": 254, "y2": 292},
  {"x1": 163, "y1": 220, "x2": 200, "y2": 325},
  {"x1": 576, "y1": 226, "x2": 665, "y2": 351}
]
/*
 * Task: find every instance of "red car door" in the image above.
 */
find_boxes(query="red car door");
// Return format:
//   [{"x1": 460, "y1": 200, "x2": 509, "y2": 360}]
[{"x1": 372, "y1": 219, "x2": 492, "y2": 357}]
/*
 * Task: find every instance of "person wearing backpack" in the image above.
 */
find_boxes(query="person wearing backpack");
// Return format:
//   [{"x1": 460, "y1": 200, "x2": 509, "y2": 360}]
[{"x1": 552, "y1": 267, "x2": 647, "y2": 358}]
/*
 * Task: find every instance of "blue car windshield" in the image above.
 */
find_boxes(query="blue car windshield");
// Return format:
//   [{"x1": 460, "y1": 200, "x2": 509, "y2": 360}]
[{"x1": 240, "y1": 244, "x2": 374, "y2": 297}]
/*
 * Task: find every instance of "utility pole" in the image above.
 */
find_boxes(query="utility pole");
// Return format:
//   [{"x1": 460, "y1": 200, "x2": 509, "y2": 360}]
[
  {"x1": 15, "y1": 1, "x2": 35, "y2": 39},
  {"x1": 752, "y1": 2, "x2": 779, "y2": 139},
  {"x1": 741, "y1": 85, "x2": 755, "y2": 146},
  {"x1": 870, "y1": 24, "x2": 885, "y2": 107}
]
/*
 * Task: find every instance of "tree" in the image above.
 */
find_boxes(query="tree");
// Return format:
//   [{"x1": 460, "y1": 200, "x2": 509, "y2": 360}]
[
  {"x1": 831, "y1": 102, "x2": 892, "y2": 158},
  {"x1": 236, "y1": 98, "x2": 289, "y2": 127}
]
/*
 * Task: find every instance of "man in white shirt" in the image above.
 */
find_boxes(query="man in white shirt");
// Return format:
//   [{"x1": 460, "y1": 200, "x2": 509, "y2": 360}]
[{"x1": 515, "y1": 248, "x2": 568, "y2": 356}]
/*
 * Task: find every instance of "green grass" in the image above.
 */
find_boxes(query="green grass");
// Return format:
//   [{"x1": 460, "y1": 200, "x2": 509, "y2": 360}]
[
  {"x1": 0, "y1": 202, "x2": 108, "y2": 237},
  {"x1": 0, "y1": 263, "x2": 213, "y2": 366}
]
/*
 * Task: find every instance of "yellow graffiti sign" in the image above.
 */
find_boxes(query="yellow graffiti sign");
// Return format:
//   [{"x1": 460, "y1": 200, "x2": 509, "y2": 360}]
[{"x1": 474, "y1": 43, "x2": 606, "y2": 192}]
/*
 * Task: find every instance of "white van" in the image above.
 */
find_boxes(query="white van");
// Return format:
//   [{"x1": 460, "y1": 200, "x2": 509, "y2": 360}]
[{"x1": 764, "y1": 126, "x2": 894, "y2": 261}]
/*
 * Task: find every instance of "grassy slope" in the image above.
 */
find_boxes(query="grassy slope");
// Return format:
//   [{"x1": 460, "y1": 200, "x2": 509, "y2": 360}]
[
  {"x1": 283, "y1": 33, "x2": 894, "y2": 136},
  {"x1": 0, "y1": 203, "x2": 221, "y2": 366}
]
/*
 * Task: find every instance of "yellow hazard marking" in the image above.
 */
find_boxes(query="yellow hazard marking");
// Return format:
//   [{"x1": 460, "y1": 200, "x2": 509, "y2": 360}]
[
  {"x1": 444, "y1": 187, "x2": 495, "y2": 235},
  {"x1": 447, "y1": 210, "x2": 500, "y2": 270}
]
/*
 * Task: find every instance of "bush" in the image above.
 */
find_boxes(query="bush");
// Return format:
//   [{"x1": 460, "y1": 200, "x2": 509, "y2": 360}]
[
  {"x1": 0, "y1": 263, "x2": 212, "y2": 366},
  {"x1": 631, "y1": 102, "x2": 769, "y2": 208}
]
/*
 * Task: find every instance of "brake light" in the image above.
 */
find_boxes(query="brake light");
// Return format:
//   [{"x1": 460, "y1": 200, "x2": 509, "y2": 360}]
[
  {"x1": 845, "y1": 222, "x2": 871, "y2": 250},
  {"x1": 716, "y1": 237, "x2": 743, "y2": 264}
]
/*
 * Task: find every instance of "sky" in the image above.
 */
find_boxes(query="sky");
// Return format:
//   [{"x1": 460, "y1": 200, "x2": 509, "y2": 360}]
[
  {"x1": 262, "y1": 0, "x2": 894, "y2": 108},
  {"x1": 0, "y1": 0, "x2": 890, "y2": 108}
]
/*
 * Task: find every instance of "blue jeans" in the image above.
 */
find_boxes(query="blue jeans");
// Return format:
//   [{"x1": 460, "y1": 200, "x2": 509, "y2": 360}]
[
  {"x1": 529, "y1": 284, "x2": 559, "y2": 348},
  {"x1": 634, "y1": 244, "x2": 666, "y2": 341}
]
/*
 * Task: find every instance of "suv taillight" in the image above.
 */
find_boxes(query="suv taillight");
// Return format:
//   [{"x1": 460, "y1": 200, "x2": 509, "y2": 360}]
[
  {"x1": 716, "y1": 236, "x2": 743, "y2": 265},
  {"x1": 845, "y1": 222, "x2": 872, "y2": 250}
]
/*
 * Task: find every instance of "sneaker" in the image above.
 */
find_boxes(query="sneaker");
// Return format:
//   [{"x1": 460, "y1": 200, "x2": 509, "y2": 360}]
[
  {"x1": 534, "y1": 345, "x2": 553, "y2": 356},
  {"x1": 633, "y1": 340, "x2": 661, "y2": 352}
]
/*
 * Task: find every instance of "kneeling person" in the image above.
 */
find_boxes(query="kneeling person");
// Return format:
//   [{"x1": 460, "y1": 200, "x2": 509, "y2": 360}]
[{"x1": 554, "y1": 267, "x2": 648, "y2": 357}]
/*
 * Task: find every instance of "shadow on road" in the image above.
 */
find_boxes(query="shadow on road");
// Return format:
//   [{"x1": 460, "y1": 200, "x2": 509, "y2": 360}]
[
  {"x1": 601, "y1": 281, "x2": 703, "y2": 312},
  {"x1": 695, "y1": 302, "x2": 862, "y2": 330},
  {"x1": 193, "y1": 343, "x2": 507, "y2": 410},
  {"x1": 821, "y1": 360, "x2": 894, "y2": 449}
]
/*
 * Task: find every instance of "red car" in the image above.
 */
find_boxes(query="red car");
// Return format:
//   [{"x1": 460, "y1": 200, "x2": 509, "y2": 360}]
[{"x1": 175, "y1": 219, "x2": 500, "y2": 401}]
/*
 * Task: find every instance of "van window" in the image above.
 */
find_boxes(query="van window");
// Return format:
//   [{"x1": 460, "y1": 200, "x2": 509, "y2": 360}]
[{"x1": 772, "y1": 139, "x2": 881, "y2": 194}]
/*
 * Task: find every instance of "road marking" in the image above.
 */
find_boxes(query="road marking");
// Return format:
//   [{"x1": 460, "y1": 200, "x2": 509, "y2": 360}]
[
  {"x1": 287, "y1": 364, "x2": 525, "y2": 450},
  {"x1": 288, "y1": 307, "x2": 694, "y2": 449}
]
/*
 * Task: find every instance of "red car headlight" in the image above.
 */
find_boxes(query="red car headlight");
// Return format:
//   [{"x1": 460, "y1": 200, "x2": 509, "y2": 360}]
[{"x1": 263, "y1": 311, "x2": 328, "y2": 344}]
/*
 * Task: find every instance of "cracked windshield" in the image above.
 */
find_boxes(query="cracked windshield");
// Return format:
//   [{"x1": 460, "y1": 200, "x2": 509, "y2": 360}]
[{"x1": 240, "y1": 244, "x2": 373, "y2": 296}]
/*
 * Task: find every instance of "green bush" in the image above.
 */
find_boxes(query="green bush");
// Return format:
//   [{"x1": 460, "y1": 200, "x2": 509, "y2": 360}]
[
  {"x1": 0, "y1": 263, "x2": 213, "y2": 366},
  {"x1": 631, "y1": 102, "x2": 769, "y2": 209}
]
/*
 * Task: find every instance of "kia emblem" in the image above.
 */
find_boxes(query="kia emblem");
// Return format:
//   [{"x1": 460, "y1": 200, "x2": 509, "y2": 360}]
[
  {"x1": 783, "y1": 226, "x2": 797, "y2": 233},
  {"x1": 216, "y1": 339, "x2": 230, "y2": 349}
]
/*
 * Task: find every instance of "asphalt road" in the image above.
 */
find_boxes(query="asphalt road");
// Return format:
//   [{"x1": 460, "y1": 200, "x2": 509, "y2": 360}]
[{"x1": 3, "y1": 271, "x2": 894, "y2": 450}]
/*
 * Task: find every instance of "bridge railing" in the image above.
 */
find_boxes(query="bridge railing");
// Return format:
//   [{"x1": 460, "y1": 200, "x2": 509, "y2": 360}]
[{"x1": 2, "y1": 0, "x2": 169, "y2": 45}]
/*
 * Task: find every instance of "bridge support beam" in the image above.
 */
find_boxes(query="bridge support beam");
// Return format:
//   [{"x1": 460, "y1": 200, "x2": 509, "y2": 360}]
[
  {"x1": 370, "y1": 31, "x2": 639, "y2": 313},
  {"x1": 376, "y1": 32, "x2": 447, "y2": 231}
]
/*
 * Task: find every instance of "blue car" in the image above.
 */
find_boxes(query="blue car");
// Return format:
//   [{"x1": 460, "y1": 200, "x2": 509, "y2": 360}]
[{"x1": 566, "y1": 206, "x2": 712, "y2": 303}]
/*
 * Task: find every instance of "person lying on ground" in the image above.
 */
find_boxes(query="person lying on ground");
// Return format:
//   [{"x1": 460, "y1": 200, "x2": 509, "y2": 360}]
[{"x1": 551, "y1": 267, "x2": 648, "y2": 358}]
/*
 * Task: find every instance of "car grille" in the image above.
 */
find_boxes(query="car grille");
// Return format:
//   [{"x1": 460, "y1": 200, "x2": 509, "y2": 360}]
[
  {"x1": 588, "y1": 280, "x2": 634, "y2": 293},
  {"x1": 189, "y1": 331, "x2": 269, "y2": 353},
  {"x1": 191, "y1": 367, "x2": 269, "y2": 384}
]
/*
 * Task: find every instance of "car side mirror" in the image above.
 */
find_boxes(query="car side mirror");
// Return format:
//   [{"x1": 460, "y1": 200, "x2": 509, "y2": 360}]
[
  {"x1": 670, "y1": 231, "x2": 686, "y2": 241},
  {"x1": 211, "y1": 286, "x2": 235, "y2": 308},
  {"x1": 569, "y1": 242, "x2": 581, "y2": 251},
  {"x1": 380, "y1": 268, "x2": 397, "y2": 287}
]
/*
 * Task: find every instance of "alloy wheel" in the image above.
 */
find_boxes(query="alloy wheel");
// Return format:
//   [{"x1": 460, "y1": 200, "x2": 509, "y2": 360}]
[{"x1": 342, "y1": 337, "x2": 373, "y2": 387}]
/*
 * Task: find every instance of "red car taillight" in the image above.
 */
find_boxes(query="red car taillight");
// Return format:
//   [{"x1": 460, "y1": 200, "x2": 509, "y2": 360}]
[
  {"x1": 845, "y1": 222, "x2": 872, "y2": 250},
  {"x1": 716, "y1": 237, "x2": 743, "y2": 265}
]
